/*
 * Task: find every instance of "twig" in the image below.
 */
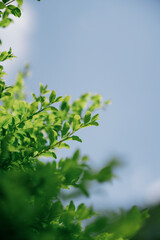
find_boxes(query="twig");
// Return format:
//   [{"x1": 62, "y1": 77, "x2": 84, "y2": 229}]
[
  {"x1": 33, "y1": 130, "x2": 78, "y2": 158},
  {"x1": 6, "y1": 0, "x2": 16, "y2": 6}
]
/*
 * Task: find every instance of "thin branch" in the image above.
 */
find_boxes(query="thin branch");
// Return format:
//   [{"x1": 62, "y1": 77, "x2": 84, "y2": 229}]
[
  {"x1": 33, "y1": 129, "x2": 78, "y2": 158},
  {"x1": 6, "y1": 0, "x2": 16, "y2": 6},
  {"x1": 15, "y1": 104, "x2": 52, "y2": 128}
]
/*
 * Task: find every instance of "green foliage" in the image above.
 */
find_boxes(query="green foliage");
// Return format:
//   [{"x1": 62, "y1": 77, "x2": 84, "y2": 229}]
[
  {"x1": 0, "y1": 0, "x2": 149, "y2": 239},
  {"x1": 132, "y1": 203, "x2": 160, "y2": 240}
]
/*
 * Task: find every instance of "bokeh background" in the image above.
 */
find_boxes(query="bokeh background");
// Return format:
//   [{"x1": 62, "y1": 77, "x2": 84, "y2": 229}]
[{"x1": 1, "y1": 0, "x2": 160, "y2": 210}]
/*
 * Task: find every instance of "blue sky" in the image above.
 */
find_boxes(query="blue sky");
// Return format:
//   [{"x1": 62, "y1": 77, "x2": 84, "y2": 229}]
[{"x1": 2, "y1": 0, "x2": 160, "y2": 209}]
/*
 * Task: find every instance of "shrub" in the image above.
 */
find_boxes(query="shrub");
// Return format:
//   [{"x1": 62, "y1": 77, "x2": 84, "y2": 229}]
[{"x1": 0, "y1": 1, "x2": 148, "y2": 239}]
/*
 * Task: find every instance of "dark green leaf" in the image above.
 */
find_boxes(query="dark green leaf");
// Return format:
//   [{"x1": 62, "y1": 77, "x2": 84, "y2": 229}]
[
  {"x1": 72, "y1": 149, "x2": 80, "y2": 161},
  {"x1": 69, "y1": 201, "x2": 75, "y2": 211},
  {"x1": 84, "y1": 111, "x2": 91, "y2": 124},
  {"x1": 68, "y1": 135, "x2": 82, "y2": 143},
  {"x1": 0, "y1": 2, "x2": 6, "y2": 9},
  {"x1": 54, "y1": 96, "x2": 63, "y2": 102},
  {"x1": 2, "y1": 0, "x2": 10, "y2": 3},
  {"x1": 11, "y1": 7, "x2": 21, "y2": 17},
  {"x1": 61, "y1": 121, "x2": 70, "y2": 137},
  {"x1": 91, "y1": 113, "x2": 99, "y2": 122},
  {"x1": 7, "y1": 5, "x2": 16, "y2": 10},
  {"x1": 49, "y1": 90, "x2": 56, "y2": 103},
  {"x1": 48, "y1": 129, "x2": 57, "y2": 145},
  {"x1": 89, "y1": 121, "x2": 99, "y2": 126}
]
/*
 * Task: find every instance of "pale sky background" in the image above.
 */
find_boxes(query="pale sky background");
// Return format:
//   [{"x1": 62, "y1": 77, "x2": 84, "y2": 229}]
[{"x1": 1, "y1": 0, "x2": 160, "y2": 210}]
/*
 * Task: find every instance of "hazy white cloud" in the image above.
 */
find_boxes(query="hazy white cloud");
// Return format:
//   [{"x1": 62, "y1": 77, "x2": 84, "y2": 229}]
[{"x1": 1, "y1": 3, "x2": 36, "y2": 77}]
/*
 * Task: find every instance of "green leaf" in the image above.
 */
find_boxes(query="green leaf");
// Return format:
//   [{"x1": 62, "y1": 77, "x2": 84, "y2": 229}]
[
  {"x1": 61, "y1": 121, "x2": 70, "y2": 137},
  {"x1": 0, "y1": 49, "x2": 14, "y2": 61},
  {"x1": 30, "y1": 101, "x2": 39, "y2": 114},
  {"x1": 0, "y1": 51, "x2": 8, "y2": 61},
  {"x1": 48, "y1": 129, "x2": 57, "y2": 145},
  {"x1": 76, "y1": 203, "x2": 95, "y2": 220},
  {"x1": 82, "y1": 155, "x2": 89, "y2": 162},
  {"x1": 91, "y1": 113, "x2": 99, "y2": 122},
  {"x1": 3, "y1": 91, "x2": 11, "y2": 97},
  {"x1": 40, "y1": 83, "x2": 44, "y2": 94},
  {"x1": 96, "y1": 160, "x2": 120, "y2": 183},
  {"x1": 69, "y1": 201, "x2": 75, "y2": 211},
  {"x1": 54, "y1": 96, "x2": 63, "y2": 103},
  {"x1": 0, "y1": 18, "x2": 12, "y2": 28},
  {"x1": 48, "y1": 106, "x2": 58, "y2": 112},
  {"x1": 72, "y1": 149, "x2": 80, "y2": 161},
  {"x1": 89, "y1": 121, "x2": 99, "y2": 126},
  {"x1": 0, "y1": 2, "x2": 6, "y2": 9},
  {"x1": 0, "y1": 116, "x2": 11, "y2": 128},
  {"x1": 2, "y1": 0, "x2": 10, "y2": 3},
  {"x1": 72, "y1": 114, "x2": 81, "y2": 131},
  {"x1": 17, "y1": 0, "x2": 23, "y2": 5},
  {"x1": 14, "y1": 8, "x2": 21, "y2": 18},
  {"x1": 68, "y1": 135, "x2": 82, "y2": 143},
  {"x1": 84, "y1": 111, "x2": 91, "y2": 124},
  {"x1": 57, "y1": 142, "x2": 70, "y2": 149},
  {"x1": 105, "y1": 99, "x2": 111, "y2": 105},
  {"x1": 7, "y1": 5, "x2": 16, "y2": 10},
  {"x1": 39, "y1": 151, "x2": 57, "y2": 159},
  {"x1": 11, "y1": 7, "x2": 21, "y2": 18},
  {"x1": 49, "y1": 90, "x2": 56, "y2": 103}
]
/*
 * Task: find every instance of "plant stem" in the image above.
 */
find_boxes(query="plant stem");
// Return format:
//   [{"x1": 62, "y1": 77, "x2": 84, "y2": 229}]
[
  {"x1": 6, "y1": 0, "x2": 16, "y2": 6},
  {"x1": 33, "y1": 130, "x2": 78, "y2": 158},
  {"x1": 15, "y1": 104, "x2": 52, "y2": 127}
]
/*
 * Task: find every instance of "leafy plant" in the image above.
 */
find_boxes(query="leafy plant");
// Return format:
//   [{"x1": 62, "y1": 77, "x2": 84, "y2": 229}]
[{"x1": 0, "y1": 1, "x2": 148, "y2": 239}]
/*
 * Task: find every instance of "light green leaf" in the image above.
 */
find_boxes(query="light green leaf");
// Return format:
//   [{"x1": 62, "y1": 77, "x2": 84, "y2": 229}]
[
  {"x1": 0, "y1": 116, "x2": 11, "y2": 128},
  {"x1": 76, "y1": 203, "x2": 95, "y2": 220},
  {"x1": 39, "y1": 151, "x2": 57, "y2": 159},
  {"x1": 82, "y1": 155, "x2": 89, "y2": 162},
  {"x1": 30, "y1": 101, "x2": 39, "y2": 114},
  {"x1": 57, "y1": 142, "x2": 70, "y2": 149},
  {"x1": 40, "y1": 83, "x2": 44, "y2": 94},
  {"x1": 17, "y1": 0, "x2": 23, "y2": 5},
  {"x1": 0, "y1": 18, "x2": 12, "y2": 28},
  {"x1": 105, "y1": 99, "x2": 112, "y2": 105},
  {"x1": 72, "y1": 114, "x2": 81, "y2": 131}
]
